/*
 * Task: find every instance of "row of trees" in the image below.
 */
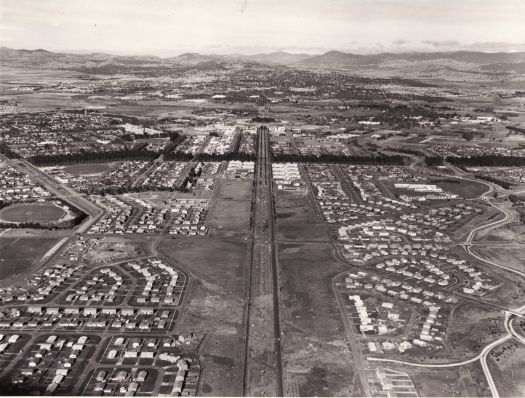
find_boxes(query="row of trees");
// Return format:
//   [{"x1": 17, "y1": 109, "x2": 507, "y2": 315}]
[
  {"x1": 163, "y1": 151, "x2": 256, "y2": 162},
  {"x1": 271, "y1": 153, "x2": 406, "y2": 165},
  {"x1": 28, "y1": 149, "x2": 160, "y2": 166},
  {"x1": 447, "y1": 155, "x2": 525, "y2": 167},
  {"x1": 474, "y1": 174, "x2": 515, "y2": 190}
]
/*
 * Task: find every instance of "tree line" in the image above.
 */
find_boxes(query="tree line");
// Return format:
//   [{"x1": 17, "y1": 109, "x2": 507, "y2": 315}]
[
  {"x1": 28, "y1": 149, "x2": 160, "y2": 166},
  {"x1": 271, "y1": 153, "x2": 406, "y2": 165}
]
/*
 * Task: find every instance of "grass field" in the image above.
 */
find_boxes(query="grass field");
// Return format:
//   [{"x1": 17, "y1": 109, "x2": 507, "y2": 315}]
[
  {"x1": 0, "y1": 237, "x2": 60, "y2": 280},
  {"x1": 435, "y1": 179, "x2": 489, "y2": 199},
  {"x1": 489, "y1": 341, "x2": 525, "y2": 397},
  {"x1": 62, "y1": 163, "x2": 113, "y2": 176},
  {"x1": 0, "y1": 202, "x2": 65, "y2": 223}
]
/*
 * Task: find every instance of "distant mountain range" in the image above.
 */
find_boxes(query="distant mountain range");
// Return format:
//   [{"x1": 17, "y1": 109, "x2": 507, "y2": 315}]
[{"x1": 2, "y1": 47, "x2": 525, "y2": 73}]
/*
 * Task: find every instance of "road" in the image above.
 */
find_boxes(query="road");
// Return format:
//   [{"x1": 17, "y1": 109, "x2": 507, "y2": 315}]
[
  {"x1": 10, "y1": 157, "x2": 103, "y2": 233},
  {"x1": 242, "y1": 126, "x2": 284, "y2": 396}
]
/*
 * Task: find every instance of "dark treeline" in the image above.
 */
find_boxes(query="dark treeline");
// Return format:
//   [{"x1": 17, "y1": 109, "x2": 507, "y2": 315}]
[
  {"x1": 430, "y1": 178, "x2": 460, "y2": 184},
  {"x1": 447, "y1": 156, "x2": 525, "y2": 167},
  {"x1": 28, "y1": 149, "x2": 160, "y2": 166},
  {"x1": 0, "y1": 143, "x2": 21, "y2": 159},
  {"x1": 425, "y1": 157, "x2": 444, "y2": 166},
  {"x1": 163, "y1": 151, "x2": 256, "y2": 162},
  {"x1": 271, "y1": 153, "x2": 406, "y2": 165},
  {"x1": 506, "y1": 126, "x2": 525, "y2": 135},
  {"x1": 90, "y1": 184, "x2": 187, "y2": 196},
  {"x1": 474, "y1": 174, "x2": 515, "y2": 190},
  {"x1": 385, "y1": 147, "x2": 427, "y2": 157}
]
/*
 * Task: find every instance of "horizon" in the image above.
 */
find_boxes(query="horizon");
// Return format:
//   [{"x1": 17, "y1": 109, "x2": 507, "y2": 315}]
[
  {"x1": 3, "y1": 45, "x2": 525, "y2": 59},
  {"x1": 1, "y1": 0, "x2": 525, "y2": 57}
]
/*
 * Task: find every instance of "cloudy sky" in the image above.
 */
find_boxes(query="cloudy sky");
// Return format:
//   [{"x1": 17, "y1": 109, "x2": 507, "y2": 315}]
[{"x1": 1, "y1": 0, "x2": 525, "y2": 55}]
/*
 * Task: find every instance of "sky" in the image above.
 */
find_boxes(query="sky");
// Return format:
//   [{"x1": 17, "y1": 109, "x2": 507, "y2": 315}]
[{"x1": 1, "y1": 0, "x2": 525, "y2": 56}]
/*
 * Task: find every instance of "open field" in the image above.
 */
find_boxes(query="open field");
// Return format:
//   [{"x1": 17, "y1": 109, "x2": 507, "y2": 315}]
[
  {"x1": 0, "y1": 237, "x2": 60, "y2": 280},
  {"x1": 488, "y1": 341, "x2": 525, "y2": 397},
  {"x1": 61, "y1": 162, "x2": 114, "y2": 176},
  {"x1": 157, "y1": 237, "x2": 247, "y2": 396},
  {"x1": 0, "y1": 202, "x2": 65, "y2": 223},
  {"x1": 435, "y1": 179, "x2": 489, "y2": 199},
  {"x1": 278, "y1": 241, "x2": 362, "y2": 396},
  {"x1": 207, "y1": 180, "x2": 252, "y2": 239},
  {"x1": 274, "y1": 190, "x2": 333, "y2": 242},
  {"x1": 473, "y1": 245, "x2": 525, "y2": 275},
  {"x1": 379, "y1": 362, "x2": 491, "y2": 397},
  {"x1": 477, "y1": 222, "x2": 525, "y2": 244},
  {"x1": 441, "y1": 303, "x2": 506, "y2": 360}
]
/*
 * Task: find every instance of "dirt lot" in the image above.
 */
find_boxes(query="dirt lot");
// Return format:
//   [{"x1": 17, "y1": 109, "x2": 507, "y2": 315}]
[
  {"x1": 207, "y1": 180, "x2": 252, "y2": 239},
  {"x1": 0, "y1": 237, "x2": 60, "y2": 281},
  {"x1": 387, "y1": 362, "x2": 491, "y2": 397},
  {"x1": 83, "y1": 236, "x2": 144, "y2": 263},
  {"x1": 157, "y1": 237, "x2": 248, "y2": 396},
  {"x1": 275, "y1": 190, "x2": 333, "y2": 242},
  {"x1": 473, "y1": 245, "x2": 525, "y2": 275},
  {"x1": 440, "y1": 302, "x2": 506, "y2": 361},
  {"x1": 488, "y1": 341, "x2": 525, "y2": 397},
  {"x1": 278, "y1": 241, "x2": 362, "y2": 396}
]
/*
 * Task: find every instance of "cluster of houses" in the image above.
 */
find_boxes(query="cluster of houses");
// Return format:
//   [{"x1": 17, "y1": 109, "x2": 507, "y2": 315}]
[
  {"x1": 191, "y1": 162, "x2": 219, "y2": 191},
  {"x1": 347, "y1": 294, "x2": 405, "y2": 335},
  {"x1": 141, "y1": 161, "x2": 186, "y2": 189},
  {"x1": 167, "y1": 198, "x2": 209, "y2": 236},
  {"x1": 272, "y1": 163, "x2": 303, "y2": 191},
  {"x1": 0, "y1": 305, "x2": 175, "y2": 333},
  {"x1": 123, "y1": 123, "x2": 165, "y2": 137},
  {"x1": 292, "y1": 130, "x2": 355, "y2": 157},
  {"x1": 89, "y1": 195, "x2": 132, "y2": 234},
  {"x1": 128, "y1": 197, "x2": 169, "y2": 234},
  {"x1": 0, "y1": 333, "x2": 19, "y2": 354},
  {"x1": 175, "y1": 134, "x2": 207, "y2": 155},
  {"x1": 308, "y1": 165, "x2": 415, "y2": 224},
  {"x1": 431, "y1": 144, "x2": 524, "y2": 158},
  {"x1": 27, "y1": 262, "x2": 84, "y2": 303},
  {"x1": 0, "y1": 102, "x2": 23, "y2": 115},
  {"x1": 125, "y1": 258, "x2": 185, "y2": 306},
  {"x1": 89, "y1": 194, "x2": 209, "y2": 236},
  {"x1": 338, "y1": 271, "x2": 452, "y2": 353},
  {"x1": 101, "y1": 161, "x2": 150, "y2": 191},
  {"x1": 202, "y1": 128, "x2": 238, "y2": 155},
  {"x1": 238, "y1": 131, "x2": 256, "y2": 154},
  {"x1": 269, "y1": 127, "x2": 294, "y2": 156},
  {"x1": 10, "y1": 335, "x2": 90, "y2": 393},
  {"x1": 0, "y1": 159, "x2": 52, "y2": 205},
  {"x1": 0, "y1": 111, "x2": 131, "y2": 158},
  {"x1": 63, "y1": 267, "x2": 125, "y2": 305},
  {"x1": 92, "y1": 368, "x2": 145, "y2": 396},
  {"x1": 225, "y1": 161, "x2": 254, "y2": 180}
]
